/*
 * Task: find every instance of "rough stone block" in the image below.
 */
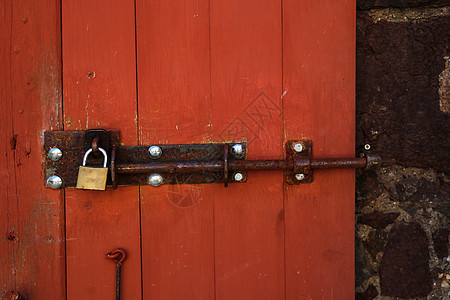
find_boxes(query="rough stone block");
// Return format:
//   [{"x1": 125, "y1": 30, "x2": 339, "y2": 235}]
[
  {"x1": 358, "y1": 211, "x2": 400, "y2": 229},
  {"x1": 356, "y1": 14, "x2": 450, "y2": 173},
  {"x1": 380, "y1": 222, "x2": 432, "y2": 297},
  {"x1": 433, "y1": 228, "x2": 449, "y2": 259}
]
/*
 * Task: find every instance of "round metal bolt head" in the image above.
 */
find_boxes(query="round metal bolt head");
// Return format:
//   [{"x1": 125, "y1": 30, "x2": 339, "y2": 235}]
[
  {"x1": 364, "y1": 144, "x2": 371, "y2": 151},
  {"x1": 293, "y1": 143, "x2": 303, "y2": 153},
  {"x1": 231, "y1": 144, "x2": 244, "y2": 158},
  {"x1": 148, "y1": 173, "x2": 163, "y2": 187},
  {"x1": 48, "y1": 147, "x2": 63, "y2": 162},
  {"x1": 46, "y1": 175, "x2": 62, "y2": 189},
  {"x1": 295, "y1": 173, "x2": 305, "y2": 181},
  {"x1": 234, "y1": 172, "x2": 244, "y2": 182},
  {"x1": 148, "y1": 145, "x2": 162, "y2": 159}
]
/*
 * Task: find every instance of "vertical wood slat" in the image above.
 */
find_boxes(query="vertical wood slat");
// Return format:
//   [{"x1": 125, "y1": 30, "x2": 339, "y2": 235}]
[
  {"x1": 0, "y1": 0, "x2": 64, "y2": 298},
  {"x1": 210, "y1": 0, "x2": 285, "y2": 298},
  {"x1": 0, "y1": 1, "x2": 16, "y2": 293},
  {"x1": 283, "y1": 0, "x2": 356, "y2": 298},
  {"x1": 136, "y1": 0, "x2": 215, "y2": 298},
  {"x1": 62, "y1": 0, "x2": 141, "y2": 298}
]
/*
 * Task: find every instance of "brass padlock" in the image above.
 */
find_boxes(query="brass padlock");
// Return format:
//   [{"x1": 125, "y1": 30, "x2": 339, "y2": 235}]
[{"x1": 76, "y1": 147, "x2": 108, "y2": 190}]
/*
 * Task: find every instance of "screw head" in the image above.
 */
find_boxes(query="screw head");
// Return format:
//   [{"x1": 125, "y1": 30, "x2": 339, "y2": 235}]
[
  {"x1": 148, "y1": 173, "x2": 163, "y2": 186},
  {"x1": 295, "y1": 173, "x2": 305, "y2": 181},
  {"x1": 48, "y1": 147, "x2": 63, "y2": 162},
  {"x1": 233, "y1": 172, "x2": 244, "y2": 182},
  {"x1": 293, "y1": 143, "x2": 303, "y2": 153},
  {"x1": 364, "y1": 144, "x2": 371, "y2": 151},
  {"x1": 46, "y1": 175, "x2": 62, "y2": 189},
  {"x1": 231, "y1": 144, "x2": 245, "y2": 158},
  {"x1": 148, "y1": 146, "x2": 162, "y2": 159}
]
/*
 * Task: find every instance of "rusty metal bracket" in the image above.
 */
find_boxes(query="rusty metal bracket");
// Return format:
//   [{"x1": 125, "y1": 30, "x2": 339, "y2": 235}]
[
  {"x1": 44, "y1": 130, "x2": 247, "y2": 188},
  {"x1": 285, "y1": 140, "x2": 313, "y2": 184},
  {"x1": 84, "y1": 129, "x2": 110, "y2": 158},
  {"x1": 43, "y1": 130, "x2": 394, "y2": 189}
]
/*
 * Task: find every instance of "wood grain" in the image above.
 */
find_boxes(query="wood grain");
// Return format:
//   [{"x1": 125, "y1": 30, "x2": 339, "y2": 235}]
[
  {"x1": 136, "y1": 0, "x2": 215, "y2": 298},
  {"x1": 62, "y1": 0, "x2": 141, "y2": 298},
  {"x1": 65, "y1": 189, "x2": 141, "y2": 299},
  {"x1": 210, "y1": 0, "x2": 285, "y2": 298},
  {"x1": 0, "y1": 0, "x2": 64, "y2": 298},
  {"x1": 283, "y1": 0, "x2": 356, "y2": 298},
  {"x1": 0, "y1": 2, "x2": 16, "y2": 293}
]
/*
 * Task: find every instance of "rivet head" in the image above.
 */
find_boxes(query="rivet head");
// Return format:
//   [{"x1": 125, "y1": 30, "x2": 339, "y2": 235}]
[
  {"x1": 48, "y1": 147, "x2": 63, "y2": 161},
  {"x1": 231, "y1": 144, "x2": 244, "y2": 158},
  {"x1": 233, "y1": 172, "x2": 244, "y2": 182},
  {"x1": 293, "y1": 143, "x2": 303, "y2": 153},
  {"x1": 148, "y1": 173, "x2": 163, "y2": 186},
  {"x1": 148, "y1": 146, "x2": 162, "y2": 159},
  {"x1": 295, "y1": 173, "x2": 305, "y2": 181},
  {"x1": 46, "y1": 175, "x2": 62, "y2": 189}
]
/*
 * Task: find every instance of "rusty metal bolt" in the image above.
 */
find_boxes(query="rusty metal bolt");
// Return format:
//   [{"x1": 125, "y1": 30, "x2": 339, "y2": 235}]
[
  {"x1": 148, "y1": 146, "x2": 162, "y2": 159},
  {"x1": 46, "y1": 175, "x2": 62, "y2": 189},
  {"x1": 48, "y1": 147, "x2": 63, "y2": 162},
  {"x1": 293, "y1": 143, "x2": 303, "y2": 153},
  {"x1": 233, "y1": 172, "x2": 244, "y2": 182},
  {"x1": 231, "y1": 144, "x2": 245, "y2": 158},
  {"x1": 295, "y1": 173, "x2": 305, "y2": 181},
  {"x1": 148, "y1": 173, "x2": 163, "y2": 186}
]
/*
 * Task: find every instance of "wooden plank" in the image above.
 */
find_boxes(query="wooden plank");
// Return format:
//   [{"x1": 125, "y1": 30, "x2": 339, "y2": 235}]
[
  {"x1": 0, "y1": 1, "x2": 16, "y2": 293},
  {"x1": 283, "y1": 0, "x2": 356, "y2": 298},
  {"x1": 210, "y1": 0, "x2": 284, "y2": 298},
  {"x1": 62, "y1": 0, "x2": 141, "y2": 298},
  {"x1": 65, "y1": 189, "x2": 140, "y2": 299},
  {"x1": 0, "y1": 0, "x2": 65, "y2": 298},
  {"x1": 136, "y1": 1, "x2": 215, "y2": 298}
]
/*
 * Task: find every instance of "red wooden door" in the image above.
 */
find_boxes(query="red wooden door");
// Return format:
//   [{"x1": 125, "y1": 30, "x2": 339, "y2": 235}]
[{"x1": 60, "y1": 0, "x2": 355, "y2": 299}]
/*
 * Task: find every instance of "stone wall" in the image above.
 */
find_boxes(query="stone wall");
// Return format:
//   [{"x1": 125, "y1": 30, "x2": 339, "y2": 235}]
[{"x1": 355, "y1": 1, "x2": 450, "y2": 299}]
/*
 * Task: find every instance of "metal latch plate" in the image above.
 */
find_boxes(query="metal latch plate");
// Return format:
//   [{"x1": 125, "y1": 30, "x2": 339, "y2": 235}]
[
  {"x1": 44, "y1": 130, "x2": 246, "y2": 188},
  {"x1": 285, "y1": 140, "x2": 313, "y2": 184},
  {"x1": 115, "y1": 143, "x2": 246, "y2": 186},
  {"x1": 44, "y1": 130, "x2": 120, "y2": 188}
]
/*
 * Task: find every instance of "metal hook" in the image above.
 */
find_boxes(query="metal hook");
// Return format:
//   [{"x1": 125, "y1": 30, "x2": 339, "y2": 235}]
[
  {"x1": 106, "y1": 248, "x2": 127, "y2": 300},
  {"x1": 106, "y1": 248, "x2": 127, "y2": 265}
]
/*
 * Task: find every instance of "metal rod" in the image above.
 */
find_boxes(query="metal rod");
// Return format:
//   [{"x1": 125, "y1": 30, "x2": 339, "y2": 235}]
[
  {"x1": 115, "y1": 262, "x2": 121, "y2": 300},
  {"x1": 115, "y1": 156, "x2": 393, "y2": 174},
  {"x1": 106, "y1": 249, "x2": 126, "y2": 300},
  {"x1": 310, "y1": 158, "x2": 367, "y2": 169},
  {"x1": 117, "y1": 161, "x2": 224, "y2": 173}
]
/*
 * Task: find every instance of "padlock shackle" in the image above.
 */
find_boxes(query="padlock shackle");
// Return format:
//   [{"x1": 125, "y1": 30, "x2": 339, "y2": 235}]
[{"x1": 83, "y1": 147, "x2": 108, "y2": 168}]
